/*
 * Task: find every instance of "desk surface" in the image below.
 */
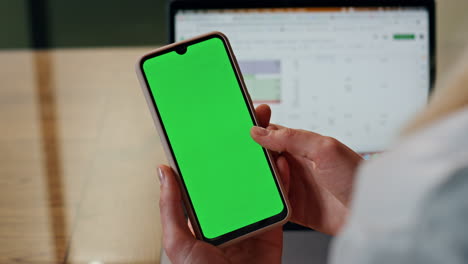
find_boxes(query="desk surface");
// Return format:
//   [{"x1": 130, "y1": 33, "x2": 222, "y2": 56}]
[
  {"x1": 1, "y1": 3, "x2": 468, "y2": 262},
  {"x1": 0, "y1": 48, "x2": 166, "y2": 264}
]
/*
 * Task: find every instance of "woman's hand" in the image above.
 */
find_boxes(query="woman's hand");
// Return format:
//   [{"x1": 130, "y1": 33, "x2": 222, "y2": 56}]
[
  {"x1": 159, "y1": 164, "x2": 287, "y2": 264},
  {"x1": 250, "y1": 105, "x2": 363, "y2": 235},
  {"x1": 158, "y1": 105, "x2": 290, "y2": 264}
]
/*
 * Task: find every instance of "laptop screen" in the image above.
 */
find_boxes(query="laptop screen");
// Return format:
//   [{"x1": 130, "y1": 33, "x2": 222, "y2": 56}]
[{"x1": 174, "y1": 7, "x2": 430, "y2": 155}]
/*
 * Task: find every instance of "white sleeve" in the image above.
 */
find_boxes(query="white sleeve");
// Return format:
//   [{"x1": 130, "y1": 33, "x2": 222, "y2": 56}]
[{"x1": 329, "y1": 165, "x2": 468, "y2": 264}]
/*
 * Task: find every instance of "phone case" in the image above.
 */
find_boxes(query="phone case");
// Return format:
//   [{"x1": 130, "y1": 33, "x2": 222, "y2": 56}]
[{"x1": 135, "y1": 31, "x2": 290, "y2": 247}]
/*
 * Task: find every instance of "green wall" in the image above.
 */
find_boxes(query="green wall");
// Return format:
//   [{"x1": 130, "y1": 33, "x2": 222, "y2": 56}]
[
  {"x1": 0, "y1": 1, "x2": 30, "y2": 49},
  {"x1": 0, "y1": 0, "x2": 168, "y2": 49}
]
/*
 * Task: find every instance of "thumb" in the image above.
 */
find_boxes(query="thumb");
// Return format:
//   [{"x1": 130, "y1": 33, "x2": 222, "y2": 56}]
[
  {"x1": 158, "y1": 166, "x2": 233, "y2": 264},
  {"x1": 251, "y1": 126, "x2": 324, "y2": 160},
  {"x1": 158, "y1": 165, "x2": 197, "y2": 263}
]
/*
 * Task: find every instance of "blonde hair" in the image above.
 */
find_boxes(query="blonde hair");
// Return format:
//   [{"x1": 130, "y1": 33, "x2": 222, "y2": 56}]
[{"x1": 403, "y1": 48, "x2": 468, "y2": 135}]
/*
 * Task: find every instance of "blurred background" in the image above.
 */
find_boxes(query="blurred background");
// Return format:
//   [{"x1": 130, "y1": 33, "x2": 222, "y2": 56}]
[
  {"x1": 0, "y1": 0, "x2": 167, "y2": 49},
  {"x1": 1, "y1": 0, "x2": 467, "y2": 78},
  {"x1": 1, "y1": 0, "x2": 468, "y2": 264}
]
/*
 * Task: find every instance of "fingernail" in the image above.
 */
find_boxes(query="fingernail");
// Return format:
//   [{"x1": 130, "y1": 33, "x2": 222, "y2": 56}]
[
  {"x1": 252, "y1": 126, "x2": 269, "y2": 136},
  {"x1": 158, "y1": 167, "x2": 165, "y2": 185}
]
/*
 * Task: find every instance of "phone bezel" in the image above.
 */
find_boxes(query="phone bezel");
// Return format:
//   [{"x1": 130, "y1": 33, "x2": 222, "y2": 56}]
[{"x1": 135, "y1": 31, "x2": 290, "y2": 246}]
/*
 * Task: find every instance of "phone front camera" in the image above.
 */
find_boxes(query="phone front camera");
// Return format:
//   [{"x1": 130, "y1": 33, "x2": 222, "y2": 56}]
[{"x1": 176, "y1": 46, "x2": 187, "y2": 55}]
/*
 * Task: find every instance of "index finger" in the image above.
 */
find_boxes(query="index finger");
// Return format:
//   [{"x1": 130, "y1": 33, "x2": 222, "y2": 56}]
[{"x1": 250, "y1": 126, "x2": 333, "y2": 161}]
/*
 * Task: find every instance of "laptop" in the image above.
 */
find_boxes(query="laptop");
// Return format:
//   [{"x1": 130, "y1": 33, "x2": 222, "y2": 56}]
[
  {"x1": 170, "y1": 0, "x2": 435, "y2": 157},
  {"x1": 166, "y1": 0, "x2": 435, "y2": 262}
]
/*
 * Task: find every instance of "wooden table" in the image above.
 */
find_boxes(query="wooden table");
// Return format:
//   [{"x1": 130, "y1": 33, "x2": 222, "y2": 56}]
[
  {"x1": 1, "y1": 2, "x2": 468, "y2": 262},
  {"x1": 0, "y1": 48, "x2": 166, "y2": 264}
]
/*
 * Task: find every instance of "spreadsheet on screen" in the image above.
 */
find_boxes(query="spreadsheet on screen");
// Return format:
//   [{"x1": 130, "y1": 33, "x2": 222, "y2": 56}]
[{"x1": 175, "y1": 8, "x2": 430, "y2": 154}]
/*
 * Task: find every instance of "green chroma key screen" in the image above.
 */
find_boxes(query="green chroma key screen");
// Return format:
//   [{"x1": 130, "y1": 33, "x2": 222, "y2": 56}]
[{"x1": 142, "y1": 36, "x2": 284, "y2": 239}]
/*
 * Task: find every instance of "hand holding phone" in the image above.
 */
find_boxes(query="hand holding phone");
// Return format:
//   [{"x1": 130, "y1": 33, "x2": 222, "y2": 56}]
[
  {"x1": 157, "y1": 104, "x2": 291, "y2": 264},
  {"x1": 136, "y1": 32, "x2": 289, "y2": 246}
]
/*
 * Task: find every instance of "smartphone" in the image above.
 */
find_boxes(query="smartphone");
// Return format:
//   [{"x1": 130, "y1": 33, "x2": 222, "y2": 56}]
[{"x1": 136, "y1": 32, "x2": 289, "y2": 246}]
